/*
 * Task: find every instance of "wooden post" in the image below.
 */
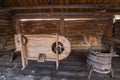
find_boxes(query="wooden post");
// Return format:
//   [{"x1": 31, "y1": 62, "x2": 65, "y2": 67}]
[
  {"x1": 56, "y1": 34, "x2": 59, "y2": 69},
  {"x1": 59, "y1": 18, "x2": 65, "y2": 35},
  {"x1": 16, "y1": 20, "x2": 28, "y2": 70},
  {"x1": 103, "y1": 17, "x2": 113, "y2": 43},
  {"x1": 107, "y1": 18, "x2": 113, "y2": 39}
]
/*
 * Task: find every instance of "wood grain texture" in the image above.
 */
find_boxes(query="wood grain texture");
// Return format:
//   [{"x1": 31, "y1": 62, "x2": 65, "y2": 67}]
[
  {"x1": 20, "y1": 18, "x2": 111, "y2": 50},
  {"x1": 0, "y1": 10, "x2": 15, "y2": 52}
]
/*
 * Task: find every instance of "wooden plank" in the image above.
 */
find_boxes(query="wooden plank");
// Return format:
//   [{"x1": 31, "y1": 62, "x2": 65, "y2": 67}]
[
  {"x1": 56, "y1": 34, "x2": 59, "y2": 69},
  {"x1": 15, "y1": 15, "x2": 112, "y2": 19},
  {"x1": 60, "y1": 18, "x2": 64, "y2": 35},
  {"x1": 14, "y1": 12, "x2": 113, "y2": 19},
  {"x1": 0, "y1": 16, "x2": 11, "y2": 20},
  {"x1": 15, "y1": 12, "x2": 112, "y2": 16},
  {"x1": 15, "y1": 12, "x2": 77, "y2": 16},
  {"x1": 107, "y1": 18, "x2": 113, "y2": 40},
  {"x1": 22, "y1": 31, "x2": 59, "y2": 34},
  {"x1": 0, "y1": 20, "x2": 11, "y2": 23},
  {"x1": 16, "y1": 20, "x2": 28, "y2": 69},
  {"x1": 21, "y1": 21, "x2": 59, "y2": 27},
  {"x1": 66, "y1": 26, "x2": 104, "y2": 30},
  {"x1": 23, "y1": 28, "x2": 59, "y2": 31},
  {"x1": 5, "y1": 4, "x2": 120, "y2": 10},
  {"x1": 21, "y1": 21, "x2": 59, "y2": 34},
  {"x1": 65, "y1": 20, "x2": 110, "y2": 23}
]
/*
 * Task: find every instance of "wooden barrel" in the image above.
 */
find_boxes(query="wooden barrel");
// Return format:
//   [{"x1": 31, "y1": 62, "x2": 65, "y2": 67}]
[{"x1": 87, "y1": 49, "x2": 112, "y2": 73}]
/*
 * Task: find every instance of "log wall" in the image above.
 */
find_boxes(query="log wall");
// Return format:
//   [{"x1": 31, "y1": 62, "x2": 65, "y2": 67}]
[
  {"x1": 0, "y1": 10, "x2": 15, "y2": 52},
  {"x1": 114, "y1": 20, "x2": 120, "y2": 38},
  {"x1": 21, "y1": 18, "x2": 112, "y2": 50}
]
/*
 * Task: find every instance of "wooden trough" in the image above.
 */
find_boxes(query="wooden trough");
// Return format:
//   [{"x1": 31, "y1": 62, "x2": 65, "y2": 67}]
[{"x1": 87, "y1": 47, "x2": 119, "y2": 80}]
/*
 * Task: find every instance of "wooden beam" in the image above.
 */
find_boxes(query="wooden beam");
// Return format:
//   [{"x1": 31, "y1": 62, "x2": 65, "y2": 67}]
[
  {"x1": 16, "y1": 12, "x2": 110, "y2": 16},
  {"x1": 5, "y1": 4, "x2": 120, "y2": 10},
  {"x1": 16, "y1": 20, "x2": 28, "y2": 69},
  {"x1": 14, "y1": 12, "x2": 113, "y2": 19},
  {"x1": 107, "y1": 18, "x2": 113, "y2": 38},
  {"x1": 59, "y1": 18, "x2": 65, "y2": 35}
]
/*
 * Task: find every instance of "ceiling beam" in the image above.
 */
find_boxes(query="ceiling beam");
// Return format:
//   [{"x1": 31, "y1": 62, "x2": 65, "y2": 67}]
[
  {"x1": 15, "y1": 12, "x2": 110, "y2": 16},
  {"x1": 14, "y1": 12, "x2": 114, "y2": 19},
  {"x1": 5, "y1": 4, "x2": 120, "y2": 10}
]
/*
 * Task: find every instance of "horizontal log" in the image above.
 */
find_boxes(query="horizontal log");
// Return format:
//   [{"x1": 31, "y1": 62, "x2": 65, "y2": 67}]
[
  {"x1": 0, "y1": 19, "x2": 11, "y2": 22},
  {"x1": 65, "y1": 23, "x2": 108, "y2": 27},
  {"x1": 0, "y1": 16, "x2": 11, "y2": 20},
  {"x1": 23, "y1": 28, "x2": 59, "y2": 31},
  {"x1": 0, "y1": 26, "x2": 13, "y2": 29},
  {"x1": 16, "y1": 12, "x2": 110, "y2": 16},
  {"x1": 66, "y1": 31, "x2": 103, "y2": 36},
  {"x1": 67, "y1": 38, "x2": 85, "y2": 41},
  {"x1": 65, "y1": 20, "x2": 110, "y2": 23},
  {"x1": 14, "y1": 12, "x2": 113, "y2": 19},
  {"x1": 0, "y1": 23, "x2": 13, "y2": 26},
  {"x1": 66, "y1": 28, "x2": 103, "y2": 31},
  {"x1": 15, "y1": 15, "x2": 112, "y2": 19},
  {"x1": 23, "y1": 30, "x2": 59, "y2": 34},
  {"x1": 0, "y1": 9, "x2": 11, "y2": 14},
  {"x1": 22, "y1": 22, "x2": 59, "y2": 26},
  {"x1": 4, "y1": 4, "x2": 120, "y2": 10},
  {"x1": 0, "y1": 33, "x2": 15, "y2": 36}
]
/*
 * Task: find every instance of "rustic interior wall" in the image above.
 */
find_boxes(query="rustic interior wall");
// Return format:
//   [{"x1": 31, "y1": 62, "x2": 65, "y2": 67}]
[
  {"x1": 0, "y1": 10, "x2": 15, "y2": 52},
  {"x1": 21, "y1": 18, "x2": 112, "y2": 50},
  {"x1": 21, "y1": 21, "x2": 60, "y2": 34},
  {"x1": 114, "y1": 20, "x2": 120, "y2": 38}
]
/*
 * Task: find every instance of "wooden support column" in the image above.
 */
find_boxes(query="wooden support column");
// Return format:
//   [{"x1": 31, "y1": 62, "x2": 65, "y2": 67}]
[
  {"x1": 59, "y1": 18, "x2": 65, "y2": 35},
  {"x1": 16, "y1": 20, "x2": 28, "y2": 70},
  {"x1": 103, "y1": 18, "x2": 113, "y2": 43},
  {"x1": 16, "y1": 20, "x2": 21, "y2": 33},
  {"x1": 56, "y1": 34, "x2": 59, "y2": 69},
  {"x1": 107, "y1": 18, "x2": 113, "y2": 42}
]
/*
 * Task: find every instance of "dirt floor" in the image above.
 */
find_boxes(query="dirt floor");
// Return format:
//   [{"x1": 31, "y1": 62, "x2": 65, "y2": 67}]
[{"x1": 0, "y1": 50, "x2": 120, "y2": 80}]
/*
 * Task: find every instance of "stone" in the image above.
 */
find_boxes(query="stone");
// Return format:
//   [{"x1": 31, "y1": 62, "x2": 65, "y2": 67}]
[{"x1": 40, "y1": 76, "x2": 51, "y2": 80}]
